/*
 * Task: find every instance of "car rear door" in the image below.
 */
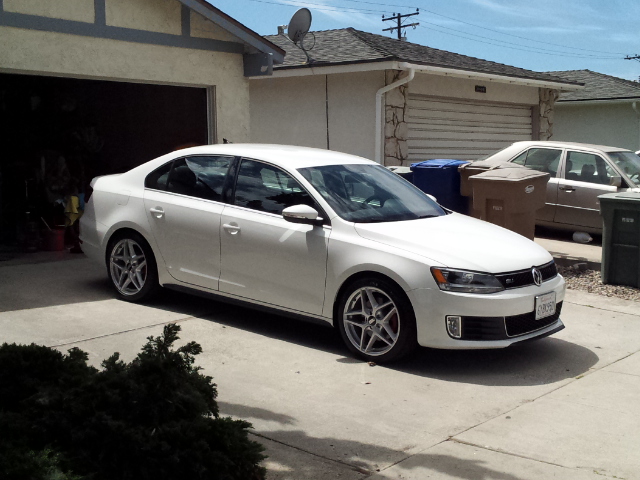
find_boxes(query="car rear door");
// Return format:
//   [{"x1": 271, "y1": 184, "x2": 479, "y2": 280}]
[
  {"x1": 219, "y1": 158, "x2": 329, "y2": 316},
  {"x1": 553, "y1": 150, "x2": 619, "y2": 230},
  {"x1": 510, "y1": 146, "x2": 562, "y2": 224},
  {"x1": 143, "y1": 155, "x2": 233, "y2": 290}
]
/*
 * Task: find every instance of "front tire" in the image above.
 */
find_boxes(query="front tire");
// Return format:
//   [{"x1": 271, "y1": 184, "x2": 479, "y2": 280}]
[
  {"x1": 337, "y1": 277, "x2": 417, "y2": 363},
  {"x1": 107, "y1": 232, "x2": 159, "y2": 302}
]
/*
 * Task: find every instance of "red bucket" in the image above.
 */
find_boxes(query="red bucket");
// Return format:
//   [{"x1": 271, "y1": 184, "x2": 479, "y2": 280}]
[{"x1": 43, "y1": 227, "x2": 65, "y2": 251}]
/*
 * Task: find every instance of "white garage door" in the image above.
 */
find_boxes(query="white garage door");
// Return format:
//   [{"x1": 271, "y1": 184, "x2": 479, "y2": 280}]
[{"x1": 407, "y1": 95, "x2": 533, "y2": 161}]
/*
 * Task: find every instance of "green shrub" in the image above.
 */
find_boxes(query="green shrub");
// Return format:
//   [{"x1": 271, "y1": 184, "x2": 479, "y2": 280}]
[{"x1": 0, "y1": 324, "x2": 266, "y2": 480}]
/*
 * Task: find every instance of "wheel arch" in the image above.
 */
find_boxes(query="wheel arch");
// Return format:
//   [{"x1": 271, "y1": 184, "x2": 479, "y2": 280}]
[
  {"x1": 104, "y1": 226, "x2": 156, "y2": 266},
  {"x1": 331, "y1": 270, "x2": 414, "y2": 328}
]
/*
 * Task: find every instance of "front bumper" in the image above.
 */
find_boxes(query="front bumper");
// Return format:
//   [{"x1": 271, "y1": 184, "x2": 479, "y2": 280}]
[{"x1": 408, "y1": 274, "x2": 566, "y2": 349}]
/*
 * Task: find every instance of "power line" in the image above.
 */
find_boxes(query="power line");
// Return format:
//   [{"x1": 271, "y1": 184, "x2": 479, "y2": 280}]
[
  {"x1": 240, "y1": 0, "x2": 625, "y2": 59},
  {"x1": 331, "y1": 0, "x2": 629, "y2": 55},
  {"x1": 415, "y1": 23, "x2": 620, "y2": 60},
  {"x1": 382, "y1": 10, "x2": 419, "y2": 40}
]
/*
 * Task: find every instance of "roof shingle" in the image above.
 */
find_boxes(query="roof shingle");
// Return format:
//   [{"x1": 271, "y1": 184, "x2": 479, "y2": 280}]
[
  {"x1": 547, "y1": 70, "x2": 640, "y2": 101},
  {"x1": 265, "y1": 28, "x2": 578, "y2": 85}
]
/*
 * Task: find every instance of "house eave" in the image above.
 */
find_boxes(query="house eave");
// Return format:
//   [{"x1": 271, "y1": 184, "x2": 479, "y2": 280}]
[
  {"x1": 177, "y1": 0, "x2": 285, "y2": 63},
  {"x1": 557, "y1": 97, "x2": 640, "y2": 106},
  {"x1": 253, "y1": 58, "x2": 583, "y2": 90}
]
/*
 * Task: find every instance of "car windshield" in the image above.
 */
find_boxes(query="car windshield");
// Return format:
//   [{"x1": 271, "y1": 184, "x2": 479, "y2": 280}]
[
  {"x1": 298, "y1": 164, "x2": 446, "y2": 223},
  {"x1": 608, "y1": 151, "x2": 640, "y2": 186}
]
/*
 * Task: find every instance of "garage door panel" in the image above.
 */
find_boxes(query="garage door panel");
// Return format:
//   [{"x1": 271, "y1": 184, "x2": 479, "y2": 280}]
[
  {"x1": 408, "y1": 148, "x2": 498, "y2": 161},
  {"x1": 407, "y1": 95, "x2": 533, "y2": 162},
  {"x1": 409, "y1": 97, "x2": 532, "y2": 117},
  {"x1": 408, "y1": 129, "x2": 531, "y2": 141},
  {"x1": 408, "y1": 109, "x2": 531, "y2": 128}
]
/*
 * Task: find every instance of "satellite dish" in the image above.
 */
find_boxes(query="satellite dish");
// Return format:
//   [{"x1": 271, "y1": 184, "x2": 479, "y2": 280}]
[{"x1": 288, "y1": 8, "x2": 312, "y2": 45}]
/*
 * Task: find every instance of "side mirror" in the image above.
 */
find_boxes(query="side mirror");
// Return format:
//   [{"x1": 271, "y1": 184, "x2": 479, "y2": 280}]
[
  {"x1": 282, "y1": 204, "x2": 323, "y2": 225},
  {"x1": 610, "y1": 175, "x2": 622, "y2": 188},
  {"x1": 427, "y1": 194, "x2": 438, "y2": 203}
]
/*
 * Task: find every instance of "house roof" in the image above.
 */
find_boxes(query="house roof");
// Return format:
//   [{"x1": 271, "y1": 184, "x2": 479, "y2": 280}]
[
  {"x1": 264, "y1": 28, "x2": 578, "y2": 86},
  {"x1": 547, "y1": 70, "x2": 640, "y2": 102},
  {"x1": 177, "y1": 0, "x2": 285, "y2": 63}
]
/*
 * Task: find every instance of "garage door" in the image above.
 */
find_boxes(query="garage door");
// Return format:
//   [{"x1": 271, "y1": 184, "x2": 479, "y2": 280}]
[{"x1": 407, "y1": 95, "x2": 533, "y2": 161}]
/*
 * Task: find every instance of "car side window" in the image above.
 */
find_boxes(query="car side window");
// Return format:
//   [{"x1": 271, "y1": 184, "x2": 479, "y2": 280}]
[
  {"x1": 566, "y1": 151, "x2": 615, "y2": 185},
  {"x1": 166, "y1": 156, "x2": 233, "y2": 201},
  {"x1": 233, "y1": 159, "x2": 318, "y2": 215},
  {"x1": 145, "y1": 161, "x2": 173, "y2": 190},
  {"x1": 512, "y1": 148, "x2": 561, "y2": 177}
]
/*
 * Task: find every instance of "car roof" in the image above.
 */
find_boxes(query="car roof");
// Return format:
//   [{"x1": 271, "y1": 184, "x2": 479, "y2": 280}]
[
  {"x1": 168, "y1": 144, "x2": 374, "y2": 168},
  {"x1": 508, "y1": 141, "x2": 632, "y2": 153}
]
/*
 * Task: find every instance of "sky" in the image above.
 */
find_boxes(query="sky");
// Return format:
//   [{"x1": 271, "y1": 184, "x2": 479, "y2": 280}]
[{"x1": 210, "y1": 0, "x2": 640, "y2": 81}]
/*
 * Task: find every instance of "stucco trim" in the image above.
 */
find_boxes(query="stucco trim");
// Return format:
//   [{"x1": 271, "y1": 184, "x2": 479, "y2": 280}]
[
  {"x1": 181, "y1": 4, "x2": 190, "y2": 36},
  {"x1": 94, "y1": 0, "x2": 105, "y2": 25},
  {"x1": 0, "y1": 10, "x2": 244, "y2": 54},
  {"x1": 176, "y1": 0, "x2": 284, "y2": 63}
]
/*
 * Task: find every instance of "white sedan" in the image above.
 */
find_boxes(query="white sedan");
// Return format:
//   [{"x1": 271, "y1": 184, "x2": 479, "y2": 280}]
[{"x1": 80, "y1": 145, "x2": 565, "y2": 362}]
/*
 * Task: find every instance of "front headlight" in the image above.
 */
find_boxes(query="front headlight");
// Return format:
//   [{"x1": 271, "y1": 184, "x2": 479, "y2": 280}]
[{"x1": 431, "y1": 267, "x2": 504, "y2": 294}]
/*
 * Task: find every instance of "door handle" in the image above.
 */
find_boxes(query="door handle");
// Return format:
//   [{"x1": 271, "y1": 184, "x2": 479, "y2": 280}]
[
  {"x1": 223, "y1": 223, "x2": 241, "y2": 234},
  {"x1": 559, "y1": 186, "x2": 575, "y2": 192},
  {"x1": 149, "y1": 207, "x2": 164, "y2": 217}
]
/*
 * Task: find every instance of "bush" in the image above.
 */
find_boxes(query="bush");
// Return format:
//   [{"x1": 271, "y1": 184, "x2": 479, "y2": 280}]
[{"x1": 0, "y1": 324, "x2": 266, "y2": 480}]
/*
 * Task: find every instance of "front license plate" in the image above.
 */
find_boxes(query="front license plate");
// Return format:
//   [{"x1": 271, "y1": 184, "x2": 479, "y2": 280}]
[{"x1": 535, "y1": 292, "x2": 556, "y2": 320}]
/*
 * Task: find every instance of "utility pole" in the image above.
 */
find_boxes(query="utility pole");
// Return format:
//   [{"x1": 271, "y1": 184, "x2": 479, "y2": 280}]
[{"x1": 382, "y1": 9, "x2": 419, "y2": 41}]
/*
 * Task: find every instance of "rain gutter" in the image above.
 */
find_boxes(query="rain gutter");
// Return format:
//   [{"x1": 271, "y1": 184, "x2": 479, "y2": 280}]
[{"x1": 375, "y1": 62, "x2": 415, "y2": 164}]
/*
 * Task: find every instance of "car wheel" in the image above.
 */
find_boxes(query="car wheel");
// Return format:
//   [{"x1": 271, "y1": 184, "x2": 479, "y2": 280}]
[
  {"x1": 107, "y1": 232, "x2": 159, "y2": 302},
  {"x1": 337, "y1": 277, "x2": 417, "y2": 363}
]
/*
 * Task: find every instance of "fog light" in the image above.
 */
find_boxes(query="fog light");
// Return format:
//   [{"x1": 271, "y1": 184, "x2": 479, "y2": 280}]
[{"x1": 446, "y1": 316, "x2": 462, "y2": 339}]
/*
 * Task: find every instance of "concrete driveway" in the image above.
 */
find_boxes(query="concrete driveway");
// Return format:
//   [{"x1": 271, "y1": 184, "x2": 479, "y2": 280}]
[{"x1": 1, "y1": 255, "x2": 639, "y2": 479}]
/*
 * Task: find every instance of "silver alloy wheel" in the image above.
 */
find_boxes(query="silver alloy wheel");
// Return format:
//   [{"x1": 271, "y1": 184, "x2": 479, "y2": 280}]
[
  {"x1": 343, "y1": 286, "x2": 400, "y2": 356},
  {"x1": 109, "y1": 238, "x2": 148, "y2": 296}
]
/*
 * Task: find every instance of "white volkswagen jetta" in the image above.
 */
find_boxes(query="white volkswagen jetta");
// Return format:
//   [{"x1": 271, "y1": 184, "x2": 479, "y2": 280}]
[{"x1": 80, "y1": 144, "x2": 565, "y2": 362}]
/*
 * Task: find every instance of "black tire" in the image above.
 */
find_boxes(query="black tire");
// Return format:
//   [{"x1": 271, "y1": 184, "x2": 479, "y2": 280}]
[
  {"x1": 106, "y1": 231, "x2": 159, "y2": 302},
  {"x1": 337, "y1": 277, "x2": 417, "y2": 363}
]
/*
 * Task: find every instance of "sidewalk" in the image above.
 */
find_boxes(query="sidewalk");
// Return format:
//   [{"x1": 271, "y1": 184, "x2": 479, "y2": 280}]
[{"x1": 534, "y1": 226, "x2": 602, "y2": 270}]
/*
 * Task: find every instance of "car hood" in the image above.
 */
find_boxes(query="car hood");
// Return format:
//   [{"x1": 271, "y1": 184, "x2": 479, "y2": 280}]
[{"x1": 354, "y1": 213, "x2": 553, "y2": 273}]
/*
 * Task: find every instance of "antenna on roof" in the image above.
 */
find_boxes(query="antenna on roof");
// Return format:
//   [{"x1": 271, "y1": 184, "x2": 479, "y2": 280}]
[{"x1": 287, "y1": 8, "x2": 316, "y2": 64}]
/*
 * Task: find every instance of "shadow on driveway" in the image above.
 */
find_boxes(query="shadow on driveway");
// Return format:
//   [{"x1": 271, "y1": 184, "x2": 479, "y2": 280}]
[{"x1": 182, "y1": 296, "x2": 599, "y2": 387}]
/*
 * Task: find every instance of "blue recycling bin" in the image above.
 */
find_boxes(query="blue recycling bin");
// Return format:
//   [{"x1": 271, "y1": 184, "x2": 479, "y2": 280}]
[{"x1": 410, "y1": 159, "x2": 470, "y2": 213}]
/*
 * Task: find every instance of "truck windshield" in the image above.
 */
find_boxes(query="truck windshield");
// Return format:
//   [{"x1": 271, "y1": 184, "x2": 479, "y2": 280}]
[
  {"x1": 608, "y1": 152, "x2": 640, "y2": 186},
  {"x1": 298, "y1": 164, "x2": 446, "y2": 223}
]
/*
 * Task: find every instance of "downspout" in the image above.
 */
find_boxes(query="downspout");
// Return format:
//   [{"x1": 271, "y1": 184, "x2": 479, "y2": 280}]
[
  {"x1": 375, "y1": 63, "x2": 415, "y2": 164},
  {"x1": 633, "y1": 101, "x2": 640, "y2": 151}
]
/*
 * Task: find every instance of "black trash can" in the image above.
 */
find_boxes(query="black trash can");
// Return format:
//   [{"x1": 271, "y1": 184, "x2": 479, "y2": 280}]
[
  {"x1": 599, "y1": 192, "x2": 640, "y2": 287},
  {"x1": 410, "y1": 159, "x2": 469, "y2": 213}
]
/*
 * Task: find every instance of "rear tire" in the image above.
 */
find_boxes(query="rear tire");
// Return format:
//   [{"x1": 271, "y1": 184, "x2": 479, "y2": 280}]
[
  {"x1": 106, "y1": 231, "x2": 159, "y2": 302},
  {"x1": 337, "y1": 277, "x2": 417, "y2": 363}
]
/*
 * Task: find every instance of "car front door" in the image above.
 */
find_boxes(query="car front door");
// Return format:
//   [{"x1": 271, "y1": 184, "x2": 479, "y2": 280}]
[
  {"x1": 219, "y1": 158, "x2": 329, "y2": 316},
  {"x1": 554, "y1": 150, "x2": 619, "y2": 230},
  {"x1": 143, "y1": 155, "x2": 233, "y2": 290},
  {"x1": 510, "y1": 147, "x2": 562, "y2": 224}
]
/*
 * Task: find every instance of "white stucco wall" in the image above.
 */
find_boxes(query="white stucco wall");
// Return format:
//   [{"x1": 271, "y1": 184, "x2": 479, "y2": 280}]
[
  {"x1": 250, "y1": 69, "x2": 540, "y2": 161},
  {"x1": 250, "y1": 71, "x2": 384, "y2": 160},
  {"x1": 4, "y1": 0, "x2": 95, "y2": 23},
  {"x1": 410, "y1": 73, "x2": 539, "y2": 105},
  {"x1": 106, "y1": 0, "x2": 182, "y2": 35},
  {"x1": 0, "y1": 26, "x2": 251, "y2": 142},
  {"x1": 553, "y1": 102, "x2": 640, "y2": 151}
]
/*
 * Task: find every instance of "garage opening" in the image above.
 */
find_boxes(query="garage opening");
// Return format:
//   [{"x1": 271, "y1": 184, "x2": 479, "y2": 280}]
[
  {"x1": 0, "y1": 73, "x2": 209, "y2": 248},
  {"x1": 407, "y1": 94, "x2": 533, "y2": 162}
]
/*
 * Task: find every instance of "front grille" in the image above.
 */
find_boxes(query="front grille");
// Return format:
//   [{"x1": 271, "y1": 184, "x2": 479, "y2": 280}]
[
  {"x1": 459, "y1": 300, "x2": 563, "y2": 340},
  {"x1": 460, "y1": 316, "x2": 506, "y2": 340},
  {"x1": 495, "y1": 261, "x2": 557, "y2": 289},
  {"x1": 505, "y1": 301, "x2": 563, "y2": 337}
]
